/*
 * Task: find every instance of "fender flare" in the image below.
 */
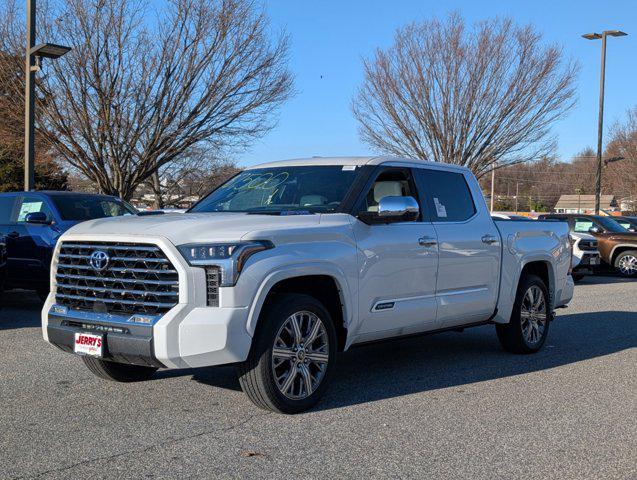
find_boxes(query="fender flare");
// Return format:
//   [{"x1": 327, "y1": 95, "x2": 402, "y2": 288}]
[
  {"x1": 245, "y1": 262, "x2": 354, "y2": 337},
  {"x1": 609, "y1": 244, "x2": 637, "y2": 264}
]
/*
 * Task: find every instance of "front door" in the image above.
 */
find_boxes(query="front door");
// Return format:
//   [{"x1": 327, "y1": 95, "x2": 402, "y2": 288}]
[
  {"x1": 415, "y1": 167, "x2": 500, "y2": 328},
  {"x1": 10, "y1": 195, "x2": 56, "y2": 285},
  {"x1": 352, "y1": 167, "x2": 439, "y2": 341}
]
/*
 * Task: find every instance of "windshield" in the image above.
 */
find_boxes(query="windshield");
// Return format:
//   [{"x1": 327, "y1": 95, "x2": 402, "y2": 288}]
[
  {"x1": 52, "y1": 196, "x2": 136, "y2": 221},
  {"x1": 596, "y1": 216, "x2": 629, "y2": 233},
  {"x1": 190, "y1": 166, "x2": 359, "y2": 214}
]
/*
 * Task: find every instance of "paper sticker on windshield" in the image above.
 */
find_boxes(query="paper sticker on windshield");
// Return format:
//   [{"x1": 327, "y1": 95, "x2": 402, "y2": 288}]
[
  {"x1": 433, "y1": 197, "x2": 447, "y2": 218},
  {"x1": 342, "y1": 165, "x2": 357, "y2": 171}
]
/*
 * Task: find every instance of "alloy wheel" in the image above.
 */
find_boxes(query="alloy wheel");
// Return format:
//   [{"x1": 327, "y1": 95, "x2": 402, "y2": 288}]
[
  {"x1": 520, "y1": 285, "x2": 547, "y2": 345},
  {"x1": 271, "y1": 311, "x2": 330, "y2": 400},
  {"x1": 618, "y1": 254, "x2": 637, "y2": 276}
]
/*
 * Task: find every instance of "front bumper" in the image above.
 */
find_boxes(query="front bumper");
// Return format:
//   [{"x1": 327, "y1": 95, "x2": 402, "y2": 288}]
[
  {"x1": 47, "y1": 310, "x2": 163, "y2": 368},
  {"x1": 44, "y1": 300, "x2": 254, "y2": 369},
  {"x1": 573, "y1": 252, "x2": 601, "y2": 274}
]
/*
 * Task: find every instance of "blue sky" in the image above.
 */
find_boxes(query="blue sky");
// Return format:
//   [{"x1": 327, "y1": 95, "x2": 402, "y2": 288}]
[{"x1": 238, "y1": 0, "x2": 637, "y2": 167}]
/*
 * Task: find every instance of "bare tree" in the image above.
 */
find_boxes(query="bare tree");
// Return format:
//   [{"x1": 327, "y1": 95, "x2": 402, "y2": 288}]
[
  {"x1": 352, "y1": 13, "x2": 579, "y2": 177},
  {"x1": 605, "y1": 106, "x2": 637, "y2": 207},
  {"x1": 0, "y1": 0, "x2": 292, "y2": 200}
]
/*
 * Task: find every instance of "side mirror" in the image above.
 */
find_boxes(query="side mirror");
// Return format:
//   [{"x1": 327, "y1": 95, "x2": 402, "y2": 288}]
[
  {"x1": 25, "y1": 211, "x2": 50, "y2": 224},
  {"x1": 588, "y1": 226, "x2": 603, "y2": 234},
  {"x1": 359, "y1": 196, "x2": 420, "y2": 224}
]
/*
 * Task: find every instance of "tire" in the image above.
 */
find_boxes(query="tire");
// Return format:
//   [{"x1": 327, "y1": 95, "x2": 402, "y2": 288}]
[
  {"x1": 82, "y1": 356, "x2": 158, "y2": 382},
  {"x1": 496, "y1": 274, "x2": 550, "y2": 354},
  {"x1": 237, "y1": 293, "x2": 338, "y2": 414},
  {"x1": 571, "y1": 273, "x2": 585, "y2": 282},
  {"x1": 614, "y1": 250, "x2": 637, "y2": 277}
]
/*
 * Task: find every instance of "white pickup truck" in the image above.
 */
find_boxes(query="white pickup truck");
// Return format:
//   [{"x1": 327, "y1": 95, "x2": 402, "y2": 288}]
[{"x1": 42, "y1": 157, "x2": 574, "y2": 413}]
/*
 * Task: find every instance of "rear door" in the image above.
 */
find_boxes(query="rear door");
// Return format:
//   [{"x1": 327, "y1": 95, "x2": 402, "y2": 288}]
[{"x1": 415, "y1": 167, "x2": 500, "y2": 328}]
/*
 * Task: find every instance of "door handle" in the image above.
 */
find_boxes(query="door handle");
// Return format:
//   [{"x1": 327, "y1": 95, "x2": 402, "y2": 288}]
[
  {"x1": 481, "y1": 234, "x2": 498, "y2": 244},
  {"x1": 418, "y1": 236, "x2": 437, "y2": 247},
  {"x1": 7, "y1": 231, "x2": 19, "y2": 239}
]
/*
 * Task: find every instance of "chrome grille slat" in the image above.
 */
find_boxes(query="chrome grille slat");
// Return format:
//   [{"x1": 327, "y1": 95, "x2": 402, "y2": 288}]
[
  {"x1": 56, "y1": 293, "x2": 175, "y2": 308},
  {"x1": 56, "y1": 273, "x2": 176, "y2": 286},
  {"x1": 60, "y1": 243, "x2": 160, "y2": 252},
  {"x1": 55, "y1": 283, "x2": 178, "y2": 297},
  {"x1": 55, "y1": 241, "x2": 179, "y2": 316},
  {"x1": 57, "y1": 263, "x2": 177, "y2": 274}
]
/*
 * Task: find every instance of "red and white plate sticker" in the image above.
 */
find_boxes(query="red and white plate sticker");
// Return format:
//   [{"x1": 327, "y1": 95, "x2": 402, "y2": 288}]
[{"x1": 74, "y1": 333, "x2": 103, "y2": 357}]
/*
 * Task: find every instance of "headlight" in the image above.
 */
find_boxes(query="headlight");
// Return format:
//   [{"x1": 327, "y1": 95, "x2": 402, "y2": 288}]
[{"x1": 177, "y1": 241, "x2": 273, "y2": 286}]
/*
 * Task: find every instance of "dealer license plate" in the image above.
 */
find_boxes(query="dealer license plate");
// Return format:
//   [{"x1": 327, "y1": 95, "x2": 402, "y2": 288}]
[
  {"x1": 74, "y1": 333, "x2": 103, "y2": 357},
  {"x1": 590, "y1": 256, "x2": 600, "y2": 265}
]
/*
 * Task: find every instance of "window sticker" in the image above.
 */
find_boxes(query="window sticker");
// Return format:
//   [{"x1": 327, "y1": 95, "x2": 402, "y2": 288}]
[
  {"x1": 342, "y1": 165, "x2": 357, "y2": 171},
  {"x1": 433, "y1": 197, "x2": 447, "y2": 218},
  {"x1": 17, "y1": 201, "x2": 43, "y2": 222}
]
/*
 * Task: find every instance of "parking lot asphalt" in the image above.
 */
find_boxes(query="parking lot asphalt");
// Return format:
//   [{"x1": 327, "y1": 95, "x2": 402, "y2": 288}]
[{"x1": 1, "y1": 275, "x2": 636, "y2": 480}]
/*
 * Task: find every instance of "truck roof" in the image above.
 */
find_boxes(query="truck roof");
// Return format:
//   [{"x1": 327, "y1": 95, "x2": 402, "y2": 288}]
[
  {"x1": 0, "y1": 190, "x2": 119, "y2": 199},
  {"x1": 247, "y1": 156, "x2": 470, "y2": 173}
]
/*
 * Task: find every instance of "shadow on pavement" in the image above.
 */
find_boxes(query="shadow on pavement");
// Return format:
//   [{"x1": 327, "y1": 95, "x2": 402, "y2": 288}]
[
  {"x1": 150, "y1": 310, "x2": 636, "y2": 409},
  {"x1": 0, "y1": 290, "x2": 43, "y2": 330},
  {"x1": 576, "y1": 273, "x2": 635, "y2": 285}
]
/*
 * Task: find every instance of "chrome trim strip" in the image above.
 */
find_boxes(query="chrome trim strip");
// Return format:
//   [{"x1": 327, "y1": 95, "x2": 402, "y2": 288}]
[{"x1": 437, "y1": 287, "x2": 488, "y2": 297}]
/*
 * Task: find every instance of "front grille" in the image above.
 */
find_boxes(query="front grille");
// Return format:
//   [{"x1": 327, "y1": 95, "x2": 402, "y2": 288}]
[{"x1": 55, "y1": 242, "x2": 179, "y2": 316}]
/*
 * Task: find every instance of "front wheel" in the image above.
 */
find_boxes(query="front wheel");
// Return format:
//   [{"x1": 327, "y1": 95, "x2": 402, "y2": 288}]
[
  {"x1": 237, "y1": 294, "x2": 337, "y2": 414},
  {"x1": 614, "y1": 250, "x2": 637, "y2": 277},
  {"x1": 496, "y1": 274, "x2": 550, "y2": 354}
]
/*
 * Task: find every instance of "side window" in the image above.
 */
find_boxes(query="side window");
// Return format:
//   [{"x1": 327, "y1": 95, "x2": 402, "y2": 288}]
[
  {"x1": 573, "y1": 218, "x2": 594, "y2": 233},
  {"x1": 15, "y1": 196, "x2": 53, "y2": 223},
  {"x1": 0, "y1": 197, "x2": 16, "y2": 224},
  {"x1": 363, "y1": 168, "x2": 419, "y2": 218},
  {"x1": 416, "y1": 169, "x2": 476, "y2": 222}
]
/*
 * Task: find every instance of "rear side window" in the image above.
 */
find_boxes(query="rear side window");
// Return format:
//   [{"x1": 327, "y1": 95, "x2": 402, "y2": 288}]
[
  {"x1": 0, "y1": 197, "x2": 15, "y2": 223},
  {"x1": 415, "y1": 169, "x2": 476, "y2": 222}
]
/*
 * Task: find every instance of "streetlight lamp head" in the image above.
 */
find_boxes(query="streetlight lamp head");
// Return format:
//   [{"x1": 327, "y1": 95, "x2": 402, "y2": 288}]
[
  {"x1": 29, "y1": 43, "x2": 71, "y2": 59},
  {"x1": 582, "y1": 32, "x2": 602, "y2": 40},
  {"x1": 606, "y1": 30, "x2": 628, "y2": 37}
]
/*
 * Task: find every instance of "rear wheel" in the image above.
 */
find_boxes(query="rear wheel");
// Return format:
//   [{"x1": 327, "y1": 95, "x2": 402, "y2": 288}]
[
  {"x1": 496, "y1": 274, "x2": 550, "y2": 354},
  {"x1": 237, "y1": 294, "x2": 337, "y2": 414},
  {"x1": 614, "y1": 250, "x2": 637, "y2": 277},
  {"x1": 81, "y1": 356, "x2": 158, "y2": 382}
]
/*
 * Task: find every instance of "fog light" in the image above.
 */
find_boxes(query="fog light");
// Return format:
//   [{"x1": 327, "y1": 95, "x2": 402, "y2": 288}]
[
  {"x1": 52, "y1": 305, "x2": 68, "y2": 315},
  {"x1": 128, "y1": 315, "x2": 154, "y2": 324}
]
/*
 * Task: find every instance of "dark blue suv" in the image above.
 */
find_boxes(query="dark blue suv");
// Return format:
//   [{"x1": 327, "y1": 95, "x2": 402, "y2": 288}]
[{"x1": 0, "y1": 191, "x2": 136, "y2": 299}]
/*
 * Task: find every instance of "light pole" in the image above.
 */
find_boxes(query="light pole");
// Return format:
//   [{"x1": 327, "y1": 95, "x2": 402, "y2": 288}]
[
  {"x1": 24, "y1": 0, "x2": 71, "y2": 191},
  {"x1": 582, "y1": 30, "x2": 627, "y2": 214}
]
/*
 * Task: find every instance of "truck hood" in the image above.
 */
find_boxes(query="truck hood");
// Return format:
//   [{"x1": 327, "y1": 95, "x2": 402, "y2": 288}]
[{"x1": 63, "y1": 212, "x2": 343, "y2": 245}]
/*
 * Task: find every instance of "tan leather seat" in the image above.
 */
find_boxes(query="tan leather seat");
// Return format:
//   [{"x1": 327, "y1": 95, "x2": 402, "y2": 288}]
[{"x1": 368, "y1": 181, "x2": 403, "y2": 212}]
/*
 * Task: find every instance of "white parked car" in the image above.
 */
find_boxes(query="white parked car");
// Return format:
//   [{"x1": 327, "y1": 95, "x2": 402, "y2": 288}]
[
  {"x1": 42, "y1": 157, "x2": 574, "y2": 413},
  {"x1": 569, "y1": 232, "x2": 600, "y2": 281}
]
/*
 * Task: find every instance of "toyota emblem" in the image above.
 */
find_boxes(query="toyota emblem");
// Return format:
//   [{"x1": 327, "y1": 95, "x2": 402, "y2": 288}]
[{"x1": 89, "y1": 250, "x2": 110, "y2": 272}]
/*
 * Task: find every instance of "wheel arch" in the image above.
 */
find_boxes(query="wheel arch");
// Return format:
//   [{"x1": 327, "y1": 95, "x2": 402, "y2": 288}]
[
  {"x1": 610, "y1": 245, "x2": 637, "y2": 265},
  {"x1": 246, "y1": 265, "x2": 353, "y2": 351},
  {"x1": 519, "y1": 260, "x2": 554, "y2": 308}
]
